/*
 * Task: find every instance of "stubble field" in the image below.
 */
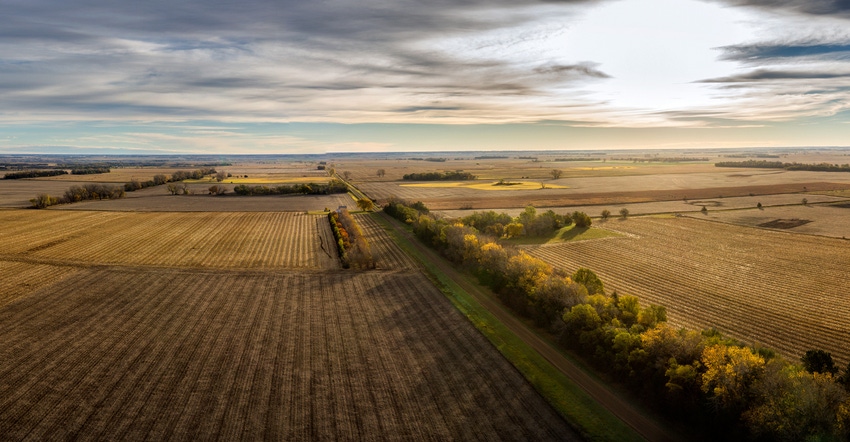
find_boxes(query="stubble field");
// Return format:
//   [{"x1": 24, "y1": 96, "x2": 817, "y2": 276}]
[
  {"x1": 0, "y1": 208, "x2": 576, "y2": 440},
  {"x1": 524, "y1": 216, "x2": 850, "y2": 365}
]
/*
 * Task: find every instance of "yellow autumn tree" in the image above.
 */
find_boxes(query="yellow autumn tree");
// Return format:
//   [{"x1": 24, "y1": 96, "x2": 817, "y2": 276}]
[{"x1": 701, "y1": 344, "x2": 765, "y2": 409}]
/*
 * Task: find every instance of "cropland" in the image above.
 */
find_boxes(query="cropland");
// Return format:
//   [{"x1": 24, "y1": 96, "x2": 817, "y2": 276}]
[
  {"x1": 0, "y1": 206, "x2": 576, "y2": 439},
  {"x1": 4, "y1": 149, "x2": 850, "y2": 440}
]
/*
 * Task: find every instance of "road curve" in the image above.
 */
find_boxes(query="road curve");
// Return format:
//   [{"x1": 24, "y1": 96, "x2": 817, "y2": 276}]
[{"x1": 380, "y1": 212, "x2": 680, "y2": 442}]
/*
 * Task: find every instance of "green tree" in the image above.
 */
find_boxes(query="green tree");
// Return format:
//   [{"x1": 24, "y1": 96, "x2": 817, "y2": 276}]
[
  {"x1": 572, "y1": 267, "x2": 604, "y2": 295},
  {"x1": 356, "y1": 198, "x2": 374, "y2": 211},
  {"x1": 802, "y1": 350, "x2": 838, "y2": 375}
]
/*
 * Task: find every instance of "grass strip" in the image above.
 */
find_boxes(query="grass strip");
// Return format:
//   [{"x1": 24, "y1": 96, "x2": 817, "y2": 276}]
[{"x1": 372, "y1": 213, "x2": 643, "y2": 442}]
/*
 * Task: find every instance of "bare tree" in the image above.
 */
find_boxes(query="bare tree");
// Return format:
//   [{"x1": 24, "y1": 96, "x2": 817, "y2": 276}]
[
  {"x1": 377, "y1": 169, "x2": 386, "y2": 177},
  {"x1": 550, "y1": 169, "x2": 563, "y2": 179},
  {"x1": 215, "y1": 170, "x2": 227, "y2": 182}
]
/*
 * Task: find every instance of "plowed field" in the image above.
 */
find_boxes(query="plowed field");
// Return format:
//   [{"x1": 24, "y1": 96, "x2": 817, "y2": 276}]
[
  {"x1": 524, "y1": 216, "x2": 850, "y2": 365},
  {"x1": 0, "y1": 209, "x2": 577, "y2": 440}
]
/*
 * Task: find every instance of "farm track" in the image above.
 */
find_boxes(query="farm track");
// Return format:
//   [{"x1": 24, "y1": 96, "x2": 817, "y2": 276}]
[
  {"x1": 0, "y1": 209, "x2": 577, "y2": 440},
  {"x1": 525, "y1": 216, "x2": 850, "y2": 365}
]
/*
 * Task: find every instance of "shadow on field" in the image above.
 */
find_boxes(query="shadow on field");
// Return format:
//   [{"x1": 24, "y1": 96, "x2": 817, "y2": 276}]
[{"x1": 557, "y1": 226, "x2": 589, "y2": 241}]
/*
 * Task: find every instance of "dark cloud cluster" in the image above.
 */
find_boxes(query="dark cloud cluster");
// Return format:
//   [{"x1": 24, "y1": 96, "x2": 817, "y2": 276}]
[
  {"x1": 700, "y1": 69, "x2": 850, "y2": 83},
  {"x1": 0, "y1": 0, "x2": 611, "y2": 123},
  {"x1": 715, "y1": 0, "x2": 850, "y2": 16},
  {"x1": 718, "y1": 43, "x2": 850, "y2": 62}
]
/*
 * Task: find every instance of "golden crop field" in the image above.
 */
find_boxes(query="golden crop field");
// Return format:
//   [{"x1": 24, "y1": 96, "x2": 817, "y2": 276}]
[
  {"x1": 0, "y1": 210, "x2": 339, "y2": 270},
  {"x1": 0, "y1": 207, "x2": 576, "y2": 439},
  {"x1": 525, "y1": 216, "x2": 850, "y2": 365}
]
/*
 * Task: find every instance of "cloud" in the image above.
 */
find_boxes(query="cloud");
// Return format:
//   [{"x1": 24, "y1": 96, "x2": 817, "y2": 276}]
[
  {"x1": 699, "y1": 69, "x2": 850, "y2": 82},
  {"x1": 0, "y1": 0, "x2": 616, "y2": 125},
  {"x1": 533, "y1": 63, "x2": 611, "y2": 78},
  {"x1": 717, "y1": 42, "x2": 850, "y2": 62},
  {"x1": 715, "y1": 0, "x2": 850, "y2": 16}
]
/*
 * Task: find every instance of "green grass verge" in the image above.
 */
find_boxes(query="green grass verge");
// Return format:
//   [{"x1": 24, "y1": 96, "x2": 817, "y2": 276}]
[
  {"x1": 371, "y1": 213, "x2": 643, "y2": 442},
  {"x1": 501, "y1": 224, "x2": 622, "y2": 246}
]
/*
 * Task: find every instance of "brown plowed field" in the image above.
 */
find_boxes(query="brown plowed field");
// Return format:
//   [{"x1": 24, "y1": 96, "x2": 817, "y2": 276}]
[
  {"x1": 0, "y1": 269, "x2": 576, "y2": 440},
  {"x1": 524, "y1": 216, "x2": 850, "y2": 365},
  {"x1": 0, "y1": 209, "x2": 577, "y2": 440}
]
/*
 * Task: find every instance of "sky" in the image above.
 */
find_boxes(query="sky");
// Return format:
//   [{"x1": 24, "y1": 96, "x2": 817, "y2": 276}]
[{"x1": 2, "y1": 0, "x2": 850, "y2": 154}]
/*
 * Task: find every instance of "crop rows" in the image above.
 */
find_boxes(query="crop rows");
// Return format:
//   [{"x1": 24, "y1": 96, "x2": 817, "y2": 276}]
[
  {"x1": 0, "y1": 210, "x2": 338, "y2": 270},
  {"x1": 0, "y1": 268, "x2": 575, "y2": 440},
  {"x1": 525, "y1": 217, "x2": 850, "y2": 365},
  {"x1": 354, "y1": 213, "x2": 418, "y2": 270},
  {"x1": 0, "y1": 261, "x2": 81, "y2": 308}
]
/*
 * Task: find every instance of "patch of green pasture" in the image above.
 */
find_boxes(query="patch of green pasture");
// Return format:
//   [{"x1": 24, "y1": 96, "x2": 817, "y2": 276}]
[{"x1": 501, "y1": 225, "x2": 622, "y2": 245}]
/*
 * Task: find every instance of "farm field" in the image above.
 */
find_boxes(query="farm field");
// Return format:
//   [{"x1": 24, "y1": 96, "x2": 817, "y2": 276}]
[
  {"x1": 693, "y1": 203, "x2": 850, "y2": 239},
  {"x1": 0, "y1": 207, "x2": 576, "y2": 440},
  {"x1": 359, "y1": 169, "x2": 850, "y2": 210},
  {"x1": 439, "y1": 193, "x2": 850, "y2": 219},
  {"x1": 524, "y1": 216, "x2": 850, "y2": 366},
  {"x1": 44, "y1": 185, "x2": 356, "y2": 212},
  {"x1": 0, "y1": 210, "x2": 339, "y2": 270},
  {"x1": 0, "y1": 269, "x2": 575, "y2": 440}
]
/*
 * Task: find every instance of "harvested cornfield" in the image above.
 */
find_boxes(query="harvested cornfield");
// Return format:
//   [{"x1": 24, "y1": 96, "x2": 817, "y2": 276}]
[
  {"x1": 355, "y1": 213, "x2": 418, "y2": 271},
  {"x1": 0, "y1": 210, "x2": 339, "y2": 270},
  {"x1": 524, "y1": 216, "x2": 850, "y2": 365},
  {"x1": 0, "y1": 268, "x2": 576, "y2": 440}
]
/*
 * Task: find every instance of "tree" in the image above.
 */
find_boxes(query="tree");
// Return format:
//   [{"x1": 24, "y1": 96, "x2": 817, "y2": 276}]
[
  {"x1": 166, "y1": 183, "x2": 179, "y2": 195},
  {"x1": 215, "y1": 170, "x2": 227, "y2": 182},
  {"x1": 802, "y1": 197, "x2": 809, "y2": 205},
  {"x1": 30, "y1": 193, "x2": 59, "y2": 208},
  {"x1": 757, "y1": 202, "x2": 762, "y2": 209},
  {"x1": 701, "y1": 206, "x2": 708, "y2": 214},
  {"x1": 572, "y1": 268, "x2": 604, "y2": 295},
  {"x1": 619, "y1": 208, "x2": 629, "y2": 219},
  {"x1": 802, "y1": 350, "x2": 838, "y2": 375},
  {"x1": 701, "y1": 344, "x2": 765, "y2": 409},
  {"x1": 356, "y1": 198, "x2": 374, "y2": 212},
  {"x1": 343, "y1": 171, "x2": 352, "y2": 180},
  {"x1": 377, "y1": 169, "x2": 386, "y2": 177},
  {"x1": 550, "y1": 169, "x2": 563, "y2": 179},
  {"x1": 153, "y1": 174, "x2": 168, "y2": 185},
  {"x1": 601, "y1": 209, "x2": 611, "y2": 220},
  {"x1": 571, "y1": 211, "x2": 592, "y2": 228}
]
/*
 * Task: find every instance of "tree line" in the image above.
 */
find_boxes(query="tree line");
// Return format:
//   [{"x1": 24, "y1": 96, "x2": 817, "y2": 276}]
[
  {"x1": 716, "y1": 160, "x2": 850, "y2": 172},
  {"x1": 29, "y1": 168, "x2": 215, "y2": 208},
  {"x1": 5, "y1": 170, "x2": 67, "y2": 179},
  {"x1": 401, "y1": 171, "x2": 476, "y2": 181},
  {"x1": 328, "y1": 209, "x2": 375, "y2": 269},
  {"x1": 232, "y1": 180, "x2": 348, "y2": 196},
  {"x1": 71, "y1": 167, "x2": 111, "y2": 175},
  {"x1": 383, "y1": 199, "x2": 850, "y2": 440}
]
